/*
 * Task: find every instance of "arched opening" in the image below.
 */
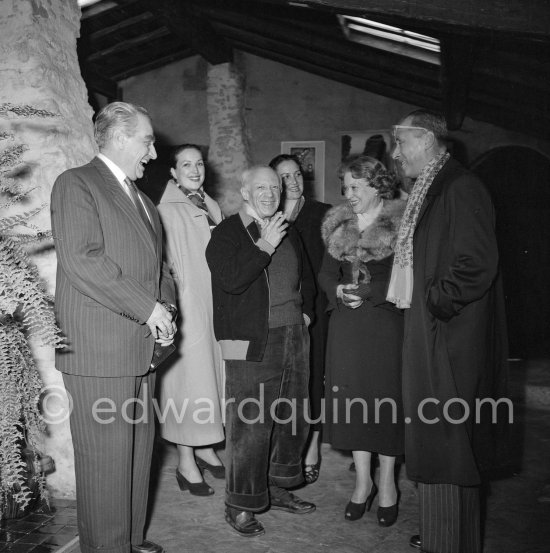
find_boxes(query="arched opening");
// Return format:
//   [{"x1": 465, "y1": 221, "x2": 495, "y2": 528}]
[{"x1": 471, "y1": 146, "x2": 550, "y2": 358}]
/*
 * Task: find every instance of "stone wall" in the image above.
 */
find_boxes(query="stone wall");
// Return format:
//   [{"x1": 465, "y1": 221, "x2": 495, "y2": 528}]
[
  {"x1": 0, "y1": 0, "x2": 96, "y2": 498},
  {"x1": 206, "y1": 62, "x2": 251, "y2": 214}
]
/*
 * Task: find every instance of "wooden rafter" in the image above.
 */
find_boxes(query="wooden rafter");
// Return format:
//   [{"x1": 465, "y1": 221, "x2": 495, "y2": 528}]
[
  {"x1": 76, "y1": 0, "x2": 550, "y2": 139},
  {"x1": 439, "y1": 35, "x2": 478, "y2": 130},
  {"x1": 80, "y1": 66, "x2": 120, "y2": 100},
  {"x1": 149, "y1": 0, "x2": 233, "y2": 65},
  {"x1": 232, "y1": 0, "x2": 550, "y2": 40},
  {"x1": 86, "y1": 28, "x2": 172, "y2": 63}
]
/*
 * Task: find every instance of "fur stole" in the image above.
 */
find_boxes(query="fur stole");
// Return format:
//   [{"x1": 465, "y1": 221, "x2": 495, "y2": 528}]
[{"x1": 321, "y1": 199, "x2": 406, "y2": 283}]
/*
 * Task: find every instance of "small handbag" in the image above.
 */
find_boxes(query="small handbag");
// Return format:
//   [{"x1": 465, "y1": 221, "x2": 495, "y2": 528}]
[{"x1": 150, "y1": 342, "x2": 177, "y2": 370}]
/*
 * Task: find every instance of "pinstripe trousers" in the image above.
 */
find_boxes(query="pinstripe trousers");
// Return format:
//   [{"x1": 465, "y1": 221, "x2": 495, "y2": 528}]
[
  {"x1": 418, "y1": 482, "x2": 481, "y2": 553},
  {"x1": 63, "y1": 372, "x2": 156, "y2": 553}
]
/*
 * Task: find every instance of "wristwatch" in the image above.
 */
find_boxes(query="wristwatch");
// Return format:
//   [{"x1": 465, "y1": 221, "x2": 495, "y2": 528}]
[{"x1": 160, "y1": 300, "x2": 177, "y2": 319}]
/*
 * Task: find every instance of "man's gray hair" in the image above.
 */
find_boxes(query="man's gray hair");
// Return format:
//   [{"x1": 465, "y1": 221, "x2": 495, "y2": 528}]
[
  {"x1": 94, "y1": 101, "x2": 150, "y2": 149},
  {"x1": 241, "y1": 165, "x2": 281, "y2": 188}
]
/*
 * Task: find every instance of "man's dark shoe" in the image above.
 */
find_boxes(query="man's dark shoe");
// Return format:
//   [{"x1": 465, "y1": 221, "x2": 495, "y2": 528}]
[
  {"x1": 225, "y1": 506, "x2": 265, "y2": 537},
  {"x1": 131, "y1": 540, "x2": 164, "y2": 553},
  {"x1": 409, "y1": 534, "x2": 422, "y2": 549},
  {"x1": 269, "y1": 486, "x2": 316, "y2": 514}
]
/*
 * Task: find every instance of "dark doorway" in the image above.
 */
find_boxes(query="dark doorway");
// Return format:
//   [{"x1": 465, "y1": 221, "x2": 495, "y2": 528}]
[{"x1": 471, "y1": 146, "x2": 550, "y2": 358}]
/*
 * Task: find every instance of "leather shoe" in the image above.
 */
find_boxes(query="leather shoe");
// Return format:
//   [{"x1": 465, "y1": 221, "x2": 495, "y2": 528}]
[
  {"x1": 410, "y1": 534, "x2": 422, "y2": 549},
  {"x1": 225, "y1": 506, "x2": 265, "y2": 537},
  {"x1": 269, "y1": 486, "x2": 316, "y2": 514},
  {"x1": 131, "y1": 540, "x2": 163, "y2": 553}
]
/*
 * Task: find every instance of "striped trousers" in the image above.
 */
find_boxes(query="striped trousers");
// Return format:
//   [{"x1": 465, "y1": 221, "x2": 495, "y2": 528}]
[
  {"x1": 418, "y1": 482, "x2": 481, "y2": 553},
  {"x1": 63, "y1": 372, "x2": 156, "y2": 553}
]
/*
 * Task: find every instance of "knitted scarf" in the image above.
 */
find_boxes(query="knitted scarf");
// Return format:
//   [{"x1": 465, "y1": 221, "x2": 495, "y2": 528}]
[
  {"x1": 176, "y1": 182, "x2": 217, "y2": 230},
  {"x1": 386, "y1": 152, "x2": 450, "y2": 308}
]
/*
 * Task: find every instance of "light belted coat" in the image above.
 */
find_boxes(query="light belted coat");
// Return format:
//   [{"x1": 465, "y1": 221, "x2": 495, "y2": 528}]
[{"x1": 156, "y1": 181, "x2": 225, "y2": 446}]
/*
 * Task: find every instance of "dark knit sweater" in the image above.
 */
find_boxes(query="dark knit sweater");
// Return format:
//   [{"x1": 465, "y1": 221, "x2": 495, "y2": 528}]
[
  {"x1": 205, "y1": 210, "x2": 315, "y2": 361},
  {"x1": 268, "y1": 235, "x2": 302, "y2": 328}
]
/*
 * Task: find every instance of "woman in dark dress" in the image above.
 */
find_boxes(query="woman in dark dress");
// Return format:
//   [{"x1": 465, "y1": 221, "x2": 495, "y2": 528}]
[
  {"x1": 269, "y1": 154, "x2": 331, "y2": 484},
  {"x1": 319, "y1": 155, "x2": 405, "y2": 526}
]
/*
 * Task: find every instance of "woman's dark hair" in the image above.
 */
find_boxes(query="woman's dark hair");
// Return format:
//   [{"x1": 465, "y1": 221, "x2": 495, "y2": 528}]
[
  {"x1": 338, "y1": 155, "x2": 397, "y2": 200},
  {"x1": 170, "y1": 143, "x2": 203, "y2": 169},
  {"x1": 268, "y1": 153, "x2": 303, "y2": 173}
]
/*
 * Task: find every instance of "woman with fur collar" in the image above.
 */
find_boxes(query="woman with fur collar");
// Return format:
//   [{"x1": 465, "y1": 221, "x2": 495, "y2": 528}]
[{"x1": 319, "y1": 155, "x2": 405, "y2": 527}]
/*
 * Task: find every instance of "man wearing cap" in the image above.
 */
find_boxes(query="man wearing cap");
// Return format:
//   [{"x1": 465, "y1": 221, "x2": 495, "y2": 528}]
[{"x1": 388, "y1": 110, "x2": 508, "y2": 553}]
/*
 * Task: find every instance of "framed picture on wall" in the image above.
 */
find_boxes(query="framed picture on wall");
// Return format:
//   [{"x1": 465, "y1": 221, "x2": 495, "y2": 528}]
[
  {"x1": 280, "y1": 140, "x2": 325, "y2": 202},
  {"x1": 340, "y1": 130, "x2": 395, "y2": 172}
]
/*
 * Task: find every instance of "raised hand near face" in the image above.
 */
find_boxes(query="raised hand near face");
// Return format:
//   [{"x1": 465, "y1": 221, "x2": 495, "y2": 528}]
[{"x1": 260, "y1": 211, "x2": 288, "y2": 249}]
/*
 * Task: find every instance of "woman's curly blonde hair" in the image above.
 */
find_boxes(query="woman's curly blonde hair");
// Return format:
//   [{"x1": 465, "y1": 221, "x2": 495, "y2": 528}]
[{"x1": 337, "y1": 155, "x2": 397, "y2": 200}]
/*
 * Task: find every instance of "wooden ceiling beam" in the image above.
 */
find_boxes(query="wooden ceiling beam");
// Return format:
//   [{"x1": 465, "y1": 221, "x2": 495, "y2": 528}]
[
  {"x1": 206, "y1": 9, "x2": 436, "y2": 78},
  {"x1": 111, "y1": 49, "x2": 196, "y2": 81},
  {"x1": 216, "y1": 22, "x2": 441, "y2": 108},
  {"x1": 84, "y1": 12, "x2": 155, "y2": 42},
  {"x1": 214, "y1": 20, "x2": 440, "y2": 93},
  {"x1": 80, "y1": 65, "x2": 120, "y2": 100},
  {"x1": 439, "y1": 35, "x2": 479, "y2": 130},
  {"x1": 229, "y1": 0, "x2": 550, "y2": 40},
  {"x1": 149, "y1": 0, "x2": 233, "y2": 65},
  {"x1": 231, "y1": 38, "x2": 440, "y2": 110},
  {"x1": 86, "y1": 28, "x2": 171, "y2": 62}
]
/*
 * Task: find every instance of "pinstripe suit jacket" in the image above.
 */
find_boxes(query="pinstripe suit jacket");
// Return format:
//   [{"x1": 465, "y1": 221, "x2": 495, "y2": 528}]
[{"x1": 51, "y1": 156, "x2": 175, "y2": 377}]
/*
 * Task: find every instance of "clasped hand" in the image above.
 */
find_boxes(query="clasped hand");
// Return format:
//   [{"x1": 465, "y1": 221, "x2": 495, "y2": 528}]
[
  {"x1": 260, "y1": 212, "x2": 288, "y2": 248},
  {"x1": 146, "y1": 302, "x2": 177, "y2": 344},
  {"x1": 337, "y1": 284, "x2": 363, "y2": 309}
]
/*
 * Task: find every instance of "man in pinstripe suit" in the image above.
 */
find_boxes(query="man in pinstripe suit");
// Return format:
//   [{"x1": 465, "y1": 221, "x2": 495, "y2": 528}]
[{"x1": 51, "y1": 102, "x2": 176, "y2": 553}]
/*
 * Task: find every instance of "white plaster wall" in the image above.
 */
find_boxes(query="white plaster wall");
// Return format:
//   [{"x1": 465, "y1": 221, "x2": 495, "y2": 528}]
[
  {"x1": 122, "y1": 56, "x2": 210, "y2": 147},
  {"x1": 0, "y1": 0, "x2": 96, "y2": 499}
]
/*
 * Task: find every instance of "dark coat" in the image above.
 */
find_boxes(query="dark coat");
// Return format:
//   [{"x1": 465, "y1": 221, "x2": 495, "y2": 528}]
[
  {"x1": 206, "y1": 211, "x2": 316, "y2": 362},
  {"x1": 403, "y1": 157, "x2": 508, "y2": 486},
  {"x1": 293, "y1": 199, "x2": 331, "y2": 276},
  {"x1": 292, "y1": 199, "x2": 331, "y2": 412}
]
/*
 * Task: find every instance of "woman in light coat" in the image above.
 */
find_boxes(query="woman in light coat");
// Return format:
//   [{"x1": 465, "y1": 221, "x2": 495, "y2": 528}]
[{"x1": 156, "y1": 144, "x2": 225, "y2": 496}]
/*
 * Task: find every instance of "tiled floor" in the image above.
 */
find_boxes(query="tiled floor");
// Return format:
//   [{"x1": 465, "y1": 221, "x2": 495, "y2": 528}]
[{"x1": 0, "y1": 499, "x2": 78, "y2": 553}]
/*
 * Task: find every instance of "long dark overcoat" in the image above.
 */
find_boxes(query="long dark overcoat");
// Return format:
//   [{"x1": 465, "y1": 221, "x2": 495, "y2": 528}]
[
  {"x1": 293, "y1": 199, "x2": 331, "y2": 423},
  {"x1": 403, "y1": 157, "x2": 508, "y2": 487}
]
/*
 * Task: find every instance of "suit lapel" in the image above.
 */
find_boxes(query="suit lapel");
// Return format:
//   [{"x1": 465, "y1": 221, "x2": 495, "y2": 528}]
[
  {"x1": 141, "y1": 193, "x2": 162, "y2": 267},
  {"x1": 91, "y1": 157, "x2": 157, "y2": 259}
]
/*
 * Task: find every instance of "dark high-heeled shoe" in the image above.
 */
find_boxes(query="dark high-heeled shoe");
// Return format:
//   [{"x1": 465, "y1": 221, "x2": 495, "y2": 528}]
[
  {"x1": 344, "y1": 483, "x2": 378, "y2": 521},
  {"x1": 195, "y1": 456, "x2": 225, "y2": 479},
  {"x1": 304, "y1": 457, "x2": 321, "y2": 484},
  {"x1": 377, "y1": 493, "x2": 399, "y2": 527},
  {"x1": 176, "y1": 468, "x2": 214, "y2": 496}
]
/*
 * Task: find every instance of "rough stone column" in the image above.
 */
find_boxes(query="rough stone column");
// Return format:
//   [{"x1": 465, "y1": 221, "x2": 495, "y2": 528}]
[
  {"x1": 0, "y1": 0, "x2": 96, "y2": 497},
  {"x1": 206, "y1": 62, "x2": 251, "y2": 214}
]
